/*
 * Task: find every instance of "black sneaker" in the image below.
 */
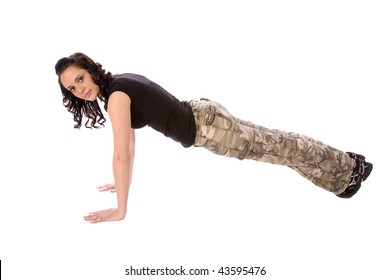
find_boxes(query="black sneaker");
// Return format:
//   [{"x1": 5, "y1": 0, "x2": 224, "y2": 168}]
[
  {"x1": 336, "y1": 152, "x2": 373, "y2": 199},
  {"x1": 346, "y1": 152, "x2": 373, "y2": 181}
]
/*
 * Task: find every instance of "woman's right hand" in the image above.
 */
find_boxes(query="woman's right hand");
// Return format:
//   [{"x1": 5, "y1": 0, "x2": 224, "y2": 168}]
[{"x1": 97, "y1": 183, "x2": 117, "y2": 193}]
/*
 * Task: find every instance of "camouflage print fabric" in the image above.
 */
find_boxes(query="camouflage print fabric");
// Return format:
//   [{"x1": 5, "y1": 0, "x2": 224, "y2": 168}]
[{"x1": 189, "y1": 98, "x2": 355, "y2": 194}]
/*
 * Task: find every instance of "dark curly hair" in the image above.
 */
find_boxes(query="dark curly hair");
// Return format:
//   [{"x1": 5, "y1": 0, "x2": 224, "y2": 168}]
[{"x1": 55, "y1": 52, "x2": 113, "y2": 129}]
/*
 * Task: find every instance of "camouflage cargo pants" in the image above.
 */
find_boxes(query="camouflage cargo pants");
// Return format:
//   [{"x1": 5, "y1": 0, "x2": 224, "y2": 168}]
[{"x1": 189, "y1": 98, "x2": 355, "y2": 194}]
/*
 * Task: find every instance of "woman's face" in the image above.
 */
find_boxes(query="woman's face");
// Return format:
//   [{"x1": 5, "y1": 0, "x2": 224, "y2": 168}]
[{"x1": 60, "y1": 65, "x2": 100, "y2": 101}]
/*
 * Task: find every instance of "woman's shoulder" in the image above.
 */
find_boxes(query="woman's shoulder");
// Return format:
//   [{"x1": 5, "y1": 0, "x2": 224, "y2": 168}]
[
  {"x1": 113, "y1": 73, "x2": 152, "y2": 85},
  {"x1": 108, "y1": 73, "x2": 154, "y2": 96}
]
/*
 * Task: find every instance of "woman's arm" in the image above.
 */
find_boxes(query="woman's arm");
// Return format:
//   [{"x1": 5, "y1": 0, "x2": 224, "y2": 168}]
[{"x1": 84, "y1": 91, "x2": 135, "y2": 223}]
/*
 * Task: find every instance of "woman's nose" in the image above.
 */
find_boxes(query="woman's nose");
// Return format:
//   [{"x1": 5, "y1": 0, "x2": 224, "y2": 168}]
[{"x1": 75, "y1": 85, "x2": 85, "y2": 96}]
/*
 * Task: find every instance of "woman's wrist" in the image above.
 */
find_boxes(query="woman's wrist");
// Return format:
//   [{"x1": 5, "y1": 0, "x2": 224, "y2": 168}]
[{"x1": 117, "y1": 207, "x2": 127, "y2": 217}]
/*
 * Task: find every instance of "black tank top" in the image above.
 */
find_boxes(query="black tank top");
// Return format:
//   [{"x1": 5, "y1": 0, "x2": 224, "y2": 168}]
[{"x1": 108, "y1": 73, "x2": 196, "y2": 147}]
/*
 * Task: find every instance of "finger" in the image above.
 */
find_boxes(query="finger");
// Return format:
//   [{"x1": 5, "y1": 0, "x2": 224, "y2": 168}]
[
  {"x1": 85, "y1": 215, "x2": 101, "y2": 223},
  {"x1": 89, "y1": 216, "x2": 102, "y2": 223},
  {"x1": 97, "y1": 185, "x2": 110, "y2": 191},
  {"x1": 84, "y1": 212, "x2": 100, "y2": 220},
  {"x1": 97, "y1": 183, "x2": 113, "y2": 189},
  {"x1": 97, "y1": 184, "x2": 116, "y2": 192},
  {"x1": 86, "y1": 210, "x2": 106, "y2": 218},
  {"x1": 84, "y1": 214, "x2": 96, "y2": 221}
]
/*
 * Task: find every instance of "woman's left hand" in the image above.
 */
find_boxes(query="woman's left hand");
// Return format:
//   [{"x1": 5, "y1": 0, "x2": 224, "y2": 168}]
[
  {"x1": 84, "y1": 208, "x2": 126, "y2": 223},
  {"x1": 97, "y1": 183, "x2": 117, "y2": 193}
]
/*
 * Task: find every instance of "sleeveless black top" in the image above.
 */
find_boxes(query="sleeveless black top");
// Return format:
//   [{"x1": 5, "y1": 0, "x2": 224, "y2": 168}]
[{"x1": 107, "y1": 73, "x2": 196, "y2": 147}]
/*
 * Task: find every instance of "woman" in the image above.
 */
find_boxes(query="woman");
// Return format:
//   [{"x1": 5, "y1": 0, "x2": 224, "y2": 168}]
[{"x1": 55, "y1": 52, "x2": 373, "y2": 224}]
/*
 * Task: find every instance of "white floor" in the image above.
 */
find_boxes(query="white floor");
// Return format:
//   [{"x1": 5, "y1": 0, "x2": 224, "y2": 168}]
[{"x1": 1, "y1": 1, "x2": 389, "y2": 279}]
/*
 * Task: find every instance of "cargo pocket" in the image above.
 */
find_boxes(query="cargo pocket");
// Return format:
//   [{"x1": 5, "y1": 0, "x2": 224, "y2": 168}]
[
  {"x1": 206, "y1": 103, "x2": 233, "y2": 130},
  {"x1": 205, "y1": 105, "x2": 216, "y2": 126},
  {"x1": 237, "y1": 140, "x2": 251, "y2": 160}
]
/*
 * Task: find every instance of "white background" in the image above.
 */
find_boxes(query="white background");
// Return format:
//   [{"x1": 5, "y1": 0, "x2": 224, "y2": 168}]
[{"x1": 0, "y1": 0, "x2": 389, "y2": 279}]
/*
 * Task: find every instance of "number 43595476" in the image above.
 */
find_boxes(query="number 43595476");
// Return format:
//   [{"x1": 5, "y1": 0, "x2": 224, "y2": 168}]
[{"x1": 217, "y1": 267, "x2": 266, "y2": 276}]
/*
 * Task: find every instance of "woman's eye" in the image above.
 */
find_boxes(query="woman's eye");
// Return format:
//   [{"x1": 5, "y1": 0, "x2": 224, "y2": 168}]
[
  {"x1": 70, "y1": 87, "x2": 75, "y2": 93},
  {"x1": 78, "y1": 76, "x2": 83, "y2": 83}
]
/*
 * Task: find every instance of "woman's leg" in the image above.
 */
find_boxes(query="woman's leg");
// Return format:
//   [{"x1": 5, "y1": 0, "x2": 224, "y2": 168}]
[{"x1": 190, "y1": 98, "x2": 358, "y2": 195}]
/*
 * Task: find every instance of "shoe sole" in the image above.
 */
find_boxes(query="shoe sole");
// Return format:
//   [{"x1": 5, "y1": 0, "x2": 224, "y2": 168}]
[
  {"x1": 336, "y1": 162, "x2": 372, "y2": 199},
  {"x1": 362, "y1": 162, "x2": 373, "y2": 181}
]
